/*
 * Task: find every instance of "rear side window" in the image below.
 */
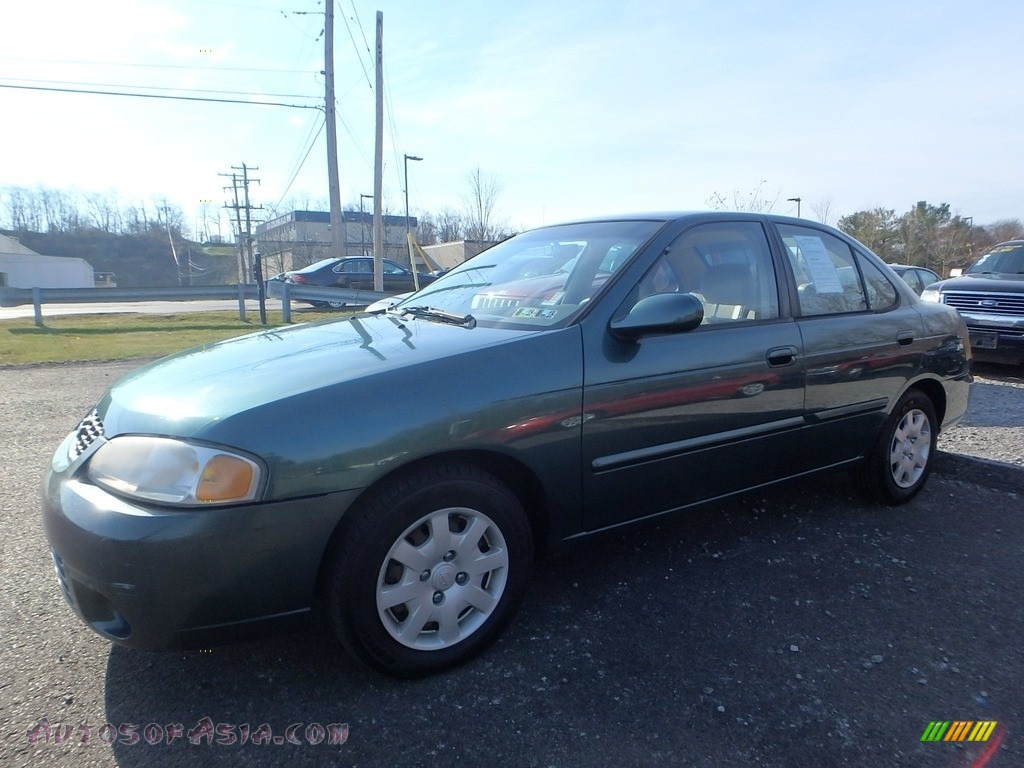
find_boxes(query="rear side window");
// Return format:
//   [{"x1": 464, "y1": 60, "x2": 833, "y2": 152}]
[
  {"x1": 778, "y1": 224, "x2": 867, "y2": 316},
  {"x1": 858, "y1": 255, "x2": 898, "y2": 310}
]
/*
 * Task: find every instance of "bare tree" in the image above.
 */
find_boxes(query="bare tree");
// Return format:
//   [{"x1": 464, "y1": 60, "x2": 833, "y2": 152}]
[
  {"x1": 462, "y1": 166, "x2": 508, "y2": 241},
  {"x1": 434, "y1": 207, "x2": 464, "y2": 243},
  {"x1": 2, "y1": 187, "x2": 28, "y2": 230},
  {"x1": 87, "y1": 192, "x2": 121, "y2": 233},
  {"x1": 982, "y1": 219, "x2": 1023, "y2": 244},
  {"x1": 705, "y1": 180, "x2": 780, "y2": 212},
  {"x1": 810, "y1": 196, "x2": 836, "y2": 225}
]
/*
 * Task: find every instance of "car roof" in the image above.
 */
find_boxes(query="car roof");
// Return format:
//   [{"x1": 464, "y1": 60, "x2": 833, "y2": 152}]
[
  {"x1": 292, "y1": 258, "x2": 341, "y2": 273},
  {"x1": 533, "y1": 210, "x2": 817, "y2": 230}
]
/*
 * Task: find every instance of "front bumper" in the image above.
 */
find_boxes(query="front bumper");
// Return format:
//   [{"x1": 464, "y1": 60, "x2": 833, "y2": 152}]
[
  {"x1": 42, "y1": 468, "x2": 359, "y2": 650},
  {"x1": 962, "y1": 317, "x2": 1024, "y2": 364}
]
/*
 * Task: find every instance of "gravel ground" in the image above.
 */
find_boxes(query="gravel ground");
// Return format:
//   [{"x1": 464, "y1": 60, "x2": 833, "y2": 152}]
[
  {"x1": 937, "y1": 363, "x2": 1024, "y2": 467},
  {"x1": 1, "y1": 359, "x2": 1021, "y2": 768}
]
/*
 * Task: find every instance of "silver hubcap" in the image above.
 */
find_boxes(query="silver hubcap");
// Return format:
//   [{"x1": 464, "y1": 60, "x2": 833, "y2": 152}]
[
  {"x1": 888, "y1": 408, "x2": 931, "y2": 488},
  {"x1": 376, "y1": 507, "x2": 509, "y2": 650}
]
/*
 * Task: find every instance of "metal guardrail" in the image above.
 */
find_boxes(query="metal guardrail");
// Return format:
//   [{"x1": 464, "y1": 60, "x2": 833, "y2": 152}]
[
  {"x1": 264, "y1": 281, "x2": 392, "y2": 323},
  {"x1": 0, "y1": 283, "x2": 397, "y2": 326}
]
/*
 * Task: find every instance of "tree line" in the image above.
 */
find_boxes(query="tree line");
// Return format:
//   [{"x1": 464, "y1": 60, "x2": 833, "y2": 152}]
[
  {"x1": 709, "y1": 186, "x2": 1022, "y2": 277},
  {"x1": 837, "y1": 202, "x2": 1021, "y2": 276},
  {"x1": 4, "y1": 179, "x2": 1021, "y2": 286}
]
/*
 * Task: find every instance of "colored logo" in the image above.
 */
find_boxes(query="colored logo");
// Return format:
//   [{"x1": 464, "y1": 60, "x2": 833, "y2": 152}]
[{"x1": 921, "y1": 721, "x2": 998, "y2": 742}]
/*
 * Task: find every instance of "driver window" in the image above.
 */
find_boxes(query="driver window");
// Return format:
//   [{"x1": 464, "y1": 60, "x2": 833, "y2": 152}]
[{"x1": 635, "y1": 222, "x2": 780, "y2": 323}]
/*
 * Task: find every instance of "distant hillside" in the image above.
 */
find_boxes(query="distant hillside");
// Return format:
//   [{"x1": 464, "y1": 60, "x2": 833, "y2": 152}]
[{"x1": 1, "y1": 228, "x2": 242, "y2": 287}]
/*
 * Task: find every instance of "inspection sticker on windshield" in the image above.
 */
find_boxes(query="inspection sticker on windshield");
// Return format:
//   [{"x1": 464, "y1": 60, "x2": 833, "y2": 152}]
[
  {"x1": 513, "y1": 307, "x2": 540, "y2": 318},
  {"x1": 541, "y1": 292, "x2": 565, "y2": 306},
  {"x1": 794, "y1": 235, "x2": 843, "y2": 294}
]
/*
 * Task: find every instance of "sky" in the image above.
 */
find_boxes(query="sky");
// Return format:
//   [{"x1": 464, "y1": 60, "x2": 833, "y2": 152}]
[{"x1": 2, "y1": 0, "x2": 1023, "y2": 238}]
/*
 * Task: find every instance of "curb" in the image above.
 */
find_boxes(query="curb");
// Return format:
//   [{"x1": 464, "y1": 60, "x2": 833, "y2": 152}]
[{"x1": 935, "y1": 450, "x2": 1024, "y2": 494}]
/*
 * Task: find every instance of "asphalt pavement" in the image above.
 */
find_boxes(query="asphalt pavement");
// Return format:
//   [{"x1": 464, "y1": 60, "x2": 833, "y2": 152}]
[{"x1": 1, "y1": 362, "x2": 1021, "y2": 768}]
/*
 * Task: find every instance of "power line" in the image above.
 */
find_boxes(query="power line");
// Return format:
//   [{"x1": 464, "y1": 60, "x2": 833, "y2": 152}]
[
  {"x1": 338, "y1": 1, "x2": 373, "y2": 90},
  {"x1": 188, "y1": 0, "x2": 298, "y2": 11},
  {"x1": 0, "y1": 76, "x2": 315, "y2": 100},
  {"x1": 0, "y1": 56, "x2": 315, "y2": 75},
  {"x1": 274, "y1": 121, "x2": 327, "y2": 212},
  {"x1": 350, "y1": 0, "x2": 373, "y2": 58},
  {"x1": 0, "y1": 83, "x2": 322, "y2": 110}
]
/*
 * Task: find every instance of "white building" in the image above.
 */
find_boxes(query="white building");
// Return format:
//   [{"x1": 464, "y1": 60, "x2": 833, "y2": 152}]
[{"x1": 0, "y1": 234, "x2": 95, "y2": 288}]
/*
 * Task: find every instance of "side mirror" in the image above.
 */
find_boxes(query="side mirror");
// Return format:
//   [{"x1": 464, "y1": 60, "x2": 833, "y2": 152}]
[{"x1": 609, "y1": 293, "x2": 704, "y2": 341}]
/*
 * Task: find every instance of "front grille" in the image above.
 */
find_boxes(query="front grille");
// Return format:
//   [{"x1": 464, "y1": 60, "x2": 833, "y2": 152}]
[
  {"x1": 943, "y1": 291, "x2": 1024, "y2": 317},
  {"x1": 70, "y1": 408, "x2": 104, "y2": 460}
]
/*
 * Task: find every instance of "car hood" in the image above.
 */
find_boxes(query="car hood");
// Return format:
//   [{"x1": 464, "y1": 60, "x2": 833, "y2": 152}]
[
  {"x1": 937, "y1": 273, "x2": 1024, "y2": 292},
  {"x1": 96, "y1": 315, "x2": 548, "y2": 438}
]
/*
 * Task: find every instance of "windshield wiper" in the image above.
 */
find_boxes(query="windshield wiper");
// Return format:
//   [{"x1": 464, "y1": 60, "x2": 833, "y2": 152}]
[{"x1": 393, "y1": 305, "x2": 477, "y2": 328}]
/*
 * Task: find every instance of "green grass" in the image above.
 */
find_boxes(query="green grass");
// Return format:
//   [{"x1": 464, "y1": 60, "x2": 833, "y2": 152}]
[{"x1": 0, "y1": 309, "x2": 343, "y2": 366}]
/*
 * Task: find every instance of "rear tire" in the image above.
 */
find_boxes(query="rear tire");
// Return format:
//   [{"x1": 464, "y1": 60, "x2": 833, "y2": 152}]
[
  {"x1": 324, "y1": 462, "x2": 532, "y2": 677},
  {"x1": 855, "y1": 389, "x2": 937, "y2": 504}
]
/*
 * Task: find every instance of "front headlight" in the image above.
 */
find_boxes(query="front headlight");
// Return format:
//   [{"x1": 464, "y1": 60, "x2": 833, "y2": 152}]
[
  {"x1": 87, "y1": 436, "x2": 263, "y2": 506},
  {"x1": 920, "y1": 287, "x2": 941, "y2": 303}
]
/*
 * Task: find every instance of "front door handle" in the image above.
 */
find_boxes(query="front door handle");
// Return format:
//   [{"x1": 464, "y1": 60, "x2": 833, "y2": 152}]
[
  {"x1": 897, "y1": 331, "x2": 914, "y2": 346},
  {"x1": 767, "y1": 346, "x2": 798, "y2": 367}
]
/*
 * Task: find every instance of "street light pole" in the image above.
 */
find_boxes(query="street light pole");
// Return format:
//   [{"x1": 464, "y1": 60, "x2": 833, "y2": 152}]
[
  {"x1": 787, "y1": 197, "x2": 802, "y2": 217},
  {"x1": 359, "y1": 193, "x2": 373, "y2": 257}
]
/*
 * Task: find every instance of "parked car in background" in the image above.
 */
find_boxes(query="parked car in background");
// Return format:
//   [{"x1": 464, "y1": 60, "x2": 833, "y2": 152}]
[
  {"x1": 288, "y1": 257, "x2": 437, "y2": 292},
  {"x1": 922, "y1": 240, "x2": 1024, "y2": 365},
  {"x1": 888, "y1": 264, "x2": 941, "y2": 296},
  {"x1": 43, "y1": 212, "x2": 972, "y2": 678},
  {"x1": 281, "y1": 257, "x2": 437, "y2": 309}
]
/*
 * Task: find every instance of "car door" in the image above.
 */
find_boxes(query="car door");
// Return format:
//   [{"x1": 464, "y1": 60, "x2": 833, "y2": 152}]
[
  {"x1": 580, "y1": 220, "x2": 806, "y2": 531},
  {"x1": 381, "y1": 260, "x2": 415, "y2": 292},
  {"x1": 333, "y1": 259, "x2": 374, "y2": 288},
  {"x1": 773, "y1": 221, "x2": 925, "y2": 473}
]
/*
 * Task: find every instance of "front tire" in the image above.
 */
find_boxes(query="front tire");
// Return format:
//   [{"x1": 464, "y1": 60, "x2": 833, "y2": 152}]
[
  {"x1": 855, "y1": 389, "x2": 937, "y2": 504},
  {"x1": 325, "y1": 462, "x2": 532, "y2": 677}
]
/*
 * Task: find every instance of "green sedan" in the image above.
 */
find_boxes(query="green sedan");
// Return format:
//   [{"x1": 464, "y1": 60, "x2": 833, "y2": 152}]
[{"x1": 42, "y1": 212, "x2": 972, "y2": 677}]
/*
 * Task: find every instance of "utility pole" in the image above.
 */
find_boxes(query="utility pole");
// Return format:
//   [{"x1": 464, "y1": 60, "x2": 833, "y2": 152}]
[
  {"x1": 234, "y1": 163, "x2": 265, "y2": 323},
  {"x1": 372, "y1": 11, "x2": 384, "y2": 291},
  {"x1": 221, "y1": 172, "x2": 246, "y2": 282},
  {"x1": 325, "y1": 0, "x2": 343, "y2": 258},
  {"x1": 221, "y1": 165, "x2": 262, "y2": 287}
]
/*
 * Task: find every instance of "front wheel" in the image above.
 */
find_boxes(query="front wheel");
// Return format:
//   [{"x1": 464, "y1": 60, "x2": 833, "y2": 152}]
[
  {"x1": 854, "y1": 390, "x2": 938, "y2": 504},
  {"x1": 324, "y1": 463, "x2": 532, "y2": 677}
]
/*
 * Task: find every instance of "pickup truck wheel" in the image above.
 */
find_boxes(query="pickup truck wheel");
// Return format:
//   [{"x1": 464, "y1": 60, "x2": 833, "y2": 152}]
[{"x1": 325, "y1": 463, "x2": 532, "y2": 677}]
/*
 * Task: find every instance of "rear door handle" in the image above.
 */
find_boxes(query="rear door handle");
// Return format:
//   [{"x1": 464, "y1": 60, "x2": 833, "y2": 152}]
[
  {"x1": 897, "y1": 331, "x2": 914, "y2": 346},
  {"x1": 767, "y1": 346, "x2": 798, "y2": 367}
]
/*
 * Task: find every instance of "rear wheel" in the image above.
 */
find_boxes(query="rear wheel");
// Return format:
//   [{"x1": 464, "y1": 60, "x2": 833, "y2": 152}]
[
  {"x1": 324, "y1": 462, "x2": 532, "y2": 677},
  {"x1": 855, "y1": 389, "x2": 937, "y2": 504}
]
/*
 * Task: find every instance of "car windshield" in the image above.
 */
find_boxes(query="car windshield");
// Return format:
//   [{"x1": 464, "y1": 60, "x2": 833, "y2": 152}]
[
  {"x1": 967, "y1": 243, "x2": 1024, "y2": 274},
  {"x1": 392, "y1": 220, "x2": 661, "y2": 328}
]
